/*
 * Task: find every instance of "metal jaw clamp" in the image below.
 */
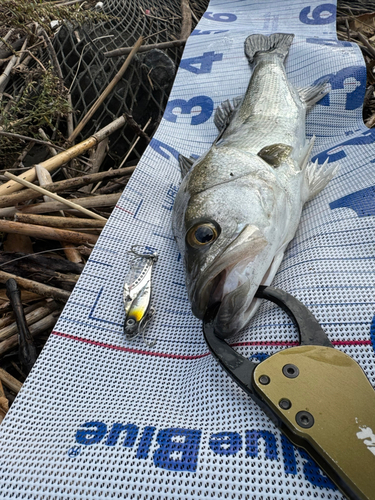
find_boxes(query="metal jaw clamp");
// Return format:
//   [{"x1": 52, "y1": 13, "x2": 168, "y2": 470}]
[
  {"x1": 123, "y1": 245, "x2": 158, "y2": 347},
  {"x1": 203, "y1": 286, "x2": 375, "y2": 500}
]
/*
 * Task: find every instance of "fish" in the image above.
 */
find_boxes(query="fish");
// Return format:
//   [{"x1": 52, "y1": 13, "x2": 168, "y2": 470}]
[{"x1": 171, "y1": 33, "x2": 338, "y2": 338}]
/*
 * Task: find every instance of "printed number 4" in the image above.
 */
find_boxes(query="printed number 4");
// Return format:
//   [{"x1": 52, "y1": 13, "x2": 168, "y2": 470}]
[
  {"x1": 299, "y1": 4, "x2": 336, "y2": 25},
  {"x1": 180, "y1": 52, "x2": 223, "y2": 75}
]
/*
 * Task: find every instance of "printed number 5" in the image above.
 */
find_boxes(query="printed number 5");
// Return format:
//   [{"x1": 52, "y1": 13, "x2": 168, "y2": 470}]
[
  {"x1": 299, "y1": 4, "x2": 336, "y2": 24},
  {"x1": 164, "y1": 96, "x2": 214, "y2": 125}
]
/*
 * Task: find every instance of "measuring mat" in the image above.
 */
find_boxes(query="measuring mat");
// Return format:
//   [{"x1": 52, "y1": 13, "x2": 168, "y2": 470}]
[{"x1": 0, "y1": 1, "x2": 374, "y2": 499}]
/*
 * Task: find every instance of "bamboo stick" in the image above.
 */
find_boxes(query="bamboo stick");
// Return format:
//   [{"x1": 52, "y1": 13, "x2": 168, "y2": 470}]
[
  {"x1": 0, "y1": 368, "x2": 22, "y2": 394},
  {"x1": 14, "y1": 213, "x2": 106, "y2": 229},
  {"x1": 4, "y1": 172, "x2": 107, "y2": 221},
  {"x1": 0, "y1": 301, "x2": 60, "y2": 341},
  {"x1": 0, "y1": 115, "x2": 127, "y2": 196},
  {"x1": 0, "y1": 271, "x2": 70, "y2": 302},
  {"x1": 0, "y1": 166, "x2": 135, "y2": 208},
  {"x1": 0, "y1": 219, "x2": 98, "y2": 245},
  {"x1": 68, "y1": 36, "x2": 143, "y2": 142},
  {"x1": 0, "y1": 311, "x2": 60, "y2": 357}
]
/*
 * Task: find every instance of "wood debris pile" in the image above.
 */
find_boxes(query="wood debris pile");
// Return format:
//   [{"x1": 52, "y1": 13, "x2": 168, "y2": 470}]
[
  {"x1": 0, "y1": 1, "x2": 374, "y2": 420},
  {"x1": 337, "y1": 3, "x2": 375, "y2": 125},
  {"x1": 0, "y1": 0, "x2": 203, "y2": 420}
]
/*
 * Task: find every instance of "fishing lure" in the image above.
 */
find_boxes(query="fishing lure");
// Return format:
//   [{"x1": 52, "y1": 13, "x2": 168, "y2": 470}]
[{"x1": 123, "y1": 245, "x2": 158, "y2": 347}]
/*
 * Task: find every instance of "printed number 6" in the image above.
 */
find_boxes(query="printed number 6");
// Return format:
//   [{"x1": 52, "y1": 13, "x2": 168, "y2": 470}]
[
  {"x1": 203, "y1": 12, "x2": 237, "y2": 22},
  {"x1": 164, "y1": 96, "x2": 214, "y2": 125},
  {"x1": 299, "y1": 4, "x2": 336, "y2": 24}
]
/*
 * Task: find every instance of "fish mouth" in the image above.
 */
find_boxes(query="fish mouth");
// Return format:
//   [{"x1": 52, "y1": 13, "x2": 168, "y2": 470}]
[{"x1": 190, "y1": 225, "x2": 268, "y2": 335}]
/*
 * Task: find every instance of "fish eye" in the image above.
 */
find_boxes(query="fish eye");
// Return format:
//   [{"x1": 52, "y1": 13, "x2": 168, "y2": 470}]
[{"x1": 186, "y1": 222, "x2": 219, "y2": 248}]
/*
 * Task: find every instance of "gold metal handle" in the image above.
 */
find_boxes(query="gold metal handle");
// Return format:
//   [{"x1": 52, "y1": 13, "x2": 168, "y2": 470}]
[{"x1": 253, "y1": 345, "x2": 375, "y2": 500}]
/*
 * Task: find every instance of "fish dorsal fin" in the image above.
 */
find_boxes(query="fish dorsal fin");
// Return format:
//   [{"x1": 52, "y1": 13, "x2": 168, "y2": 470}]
[
  {"x1": 257, "y1": 143, "x2": 292, "y2": 167},
  {"x1": 298, "y1": 80, "x2": 329, "y2": 109},
  {"x1": 214, "y1": 96, "x2": 243, "y2": 132},
  {"x1": 178, "y1": 154, "x2": 195, "y2": 179}
]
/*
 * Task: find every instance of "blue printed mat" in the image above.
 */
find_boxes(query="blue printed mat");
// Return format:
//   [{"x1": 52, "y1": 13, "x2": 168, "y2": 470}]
[{"x1": 0, "y1": 2, "x2": 374, "y2": 499}]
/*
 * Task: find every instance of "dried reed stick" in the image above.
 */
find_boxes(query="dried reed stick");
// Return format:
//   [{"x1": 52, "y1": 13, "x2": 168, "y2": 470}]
[
  {"x1": 0, "y1": 219, "x2": 99, "y2": 245},
  {"x1": 0, "y1": 115, "x2": 127, "y2": 196},
  {"x1": 4, "y1": 172, "x2": 106, "y2": 221}
]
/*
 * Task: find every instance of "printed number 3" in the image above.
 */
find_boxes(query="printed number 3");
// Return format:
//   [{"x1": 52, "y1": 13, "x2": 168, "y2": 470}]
[
  {"x1": 299, "y1": 4, "x2": 336, "y2": 24},
  {"x1": 164, "y1": 96, "x2": 214, "y2": 125}
]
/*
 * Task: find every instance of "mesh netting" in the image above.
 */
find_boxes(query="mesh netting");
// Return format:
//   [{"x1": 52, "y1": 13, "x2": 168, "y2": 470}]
[{"x1": 54, "y1": 0, "x2": 209, "y2": 168}]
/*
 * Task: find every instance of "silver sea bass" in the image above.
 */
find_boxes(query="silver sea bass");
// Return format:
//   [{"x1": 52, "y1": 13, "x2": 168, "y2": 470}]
[{"x1": 172, "y1": 33, "x2": 337, "y2": 338}]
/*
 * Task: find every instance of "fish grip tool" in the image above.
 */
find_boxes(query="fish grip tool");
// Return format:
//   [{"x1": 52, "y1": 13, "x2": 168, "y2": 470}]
[{"x1": 203, "y1": 286, "x2": 375, "y2": 500}]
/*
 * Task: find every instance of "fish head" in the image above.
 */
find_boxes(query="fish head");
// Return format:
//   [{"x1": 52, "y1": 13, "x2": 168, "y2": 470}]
[{"x1": 172, "y1": 147, "x2": 287, "y2": 338}]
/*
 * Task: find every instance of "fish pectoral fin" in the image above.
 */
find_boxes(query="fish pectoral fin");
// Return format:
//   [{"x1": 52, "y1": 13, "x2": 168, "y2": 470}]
[
  {"x1": 304, "y1": 158, "x2": 339, "y2": 201},
  {"x1": 298, "y1": 80, "x2": 330, "y2": 110},
  {"x1": 178, "y1": 154, "x2": 195, "y2": 179},
  {"x1": 214, "y1": 96, "x2": 243, "y2": 133},
  {"x1": 257, "y1": 143, "x2": 293, "y2": 167}
]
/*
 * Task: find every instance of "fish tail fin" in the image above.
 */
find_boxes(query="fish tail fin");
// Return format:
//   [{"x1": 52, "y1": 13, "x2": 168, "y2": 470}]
[{"x1": 244, "y1": 33, "x2": 294, "y2": 64}]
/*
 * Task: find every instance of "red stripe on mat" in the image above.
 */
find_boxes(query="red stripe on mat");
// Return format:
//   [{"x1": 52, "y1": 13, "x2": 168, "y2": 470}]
[
  {"x1": 52, "y1": 331, "x2": 372, "y2": 360},
  {"x1": 115, "y1": 205, "x2": 134, "y2": 215},
  {"x1": 52, "y1": 331, "x2": 210, "y2": 359}
]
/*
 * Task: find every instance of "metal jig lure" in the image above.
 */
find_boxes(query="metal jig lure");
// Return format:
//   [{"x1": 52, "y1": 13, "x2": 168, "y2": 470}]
[{"x1": 123, "y1": 245, "x2": 158, "y2": 347}]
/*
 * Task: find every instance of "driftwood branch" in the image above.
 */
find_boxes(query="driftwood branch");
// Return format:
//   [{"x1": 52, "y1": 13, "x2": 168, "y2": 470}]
[
  {"x1": 0, "y1": 219, "x2": 99, "y2": 245},
  {"x1": 68, "y1": 36, "x2": 143, "y2": 142},
  {"x1": 14, "y1": 214, "x2": 106, "y2": 229},
  {"x1": 123, "y1": 112, "x2": 151, "y2": 143},
  {"x1": 6, "y1": 279, "x2": 38, "y2": 374},
  {"x1": 0, "y1": 257, "x2": 79, "y2": 290},
  {"x1": 0, "y1": 270, "x2": 70, "y2": 302},
  {"x1": 0, "y1": 380, "x2": 8, "y2": 422},
  {"x1": 0, "y1": 166, "x2": 135, "y2": 208},
  {"x1": 0, "y1": 252, "x2": 83, "y2": 274},
  {"x1": 0, "y1": 311, "x2": 61, "y2": 357},
  {"x1": 9, "y1": 193, "x2": 120, "y2": 217},
  {"x1": 0, "y1": 300, "x2": 46, "y2": 330},
  {"x1": 4, "y1": 171, "x2": 107, "y2": 221},
  {"x1": 104, "y1": 39, "x2": 187, "y2": 58},
  {"x1": 0, "y1": 368, "x2": 22, "y2": 394},
  {"x1": 356, "y1": 31, "x2": 375, "y2": 58},
  {"x1": 180, "y1": 0, "x2": 192, "y2": 40},
  {"x1": 0, "y1": 301, "x2": 60, "y2": 342},
  {"x1": 0, "y1": 115, "x2": 127, "y2": 196}
]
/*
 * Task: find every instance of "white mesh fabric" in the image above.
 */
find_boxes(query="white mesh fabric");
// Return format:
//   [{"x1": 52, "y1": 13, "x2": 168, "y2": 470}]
[{"x1": 0, "y1": 1, "x2": 374, "y2": 499}]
